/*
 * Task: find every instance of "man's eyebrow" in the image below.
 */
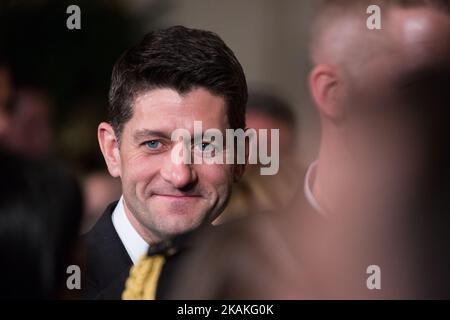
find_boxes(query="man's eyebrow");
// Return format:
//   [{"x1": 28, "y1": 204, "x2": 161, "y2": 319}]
[{"x1": 132, "y1": 129, "x2": 171, "y2": 141}]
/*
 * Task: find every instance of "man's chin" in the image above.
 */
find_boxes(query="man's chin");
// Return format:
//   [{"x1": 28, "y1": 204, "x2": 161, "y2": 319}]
[
  {"x1": 150, "y1": 210, "x2": 209, "y2": 238},
  {"x1": 158, "y1": 220, "x2": 204, "y2": 239}
]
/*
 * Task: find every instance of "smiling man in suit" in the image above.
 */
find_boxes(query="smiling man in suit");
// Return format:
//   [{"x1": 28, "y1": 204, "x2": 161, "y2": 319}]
[{"x1": 82, "y1": 26, "x2": 247, "y2": 299}]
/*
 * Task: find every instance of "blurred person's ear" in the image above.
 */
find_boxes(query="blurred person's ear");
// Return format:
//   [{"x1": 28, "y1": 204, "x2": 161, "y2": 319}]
[
  {"x1": 309, "y1": 64, "x2": 345, "y2": 122},
  {"x1": 98, "y1": 122, "x2": 121, "y2": 178}
]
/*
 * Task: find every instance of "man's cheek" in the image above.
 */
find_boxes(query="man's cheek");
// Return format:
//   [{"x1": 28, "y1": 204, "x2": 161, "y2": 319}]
[
  {"x1": 200, "y1": 164, "x2": 233, "y2": 201},
  {"x1": 200, "y1": 164, "x2": 232, "y2": 185},
  {"x1": 123, "y1": 164, "x2": 151, "y2": 199}
]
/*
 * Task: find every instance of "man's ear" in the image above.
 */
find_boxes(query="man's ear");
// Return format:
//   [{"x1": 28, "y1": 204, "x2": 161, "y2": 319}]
[
  {"x1": 309, "y1": 64, "x2": 345, "y2": 122},
  {"x1": 98, "y1": 122, "x2": 122, "y2": 178}
]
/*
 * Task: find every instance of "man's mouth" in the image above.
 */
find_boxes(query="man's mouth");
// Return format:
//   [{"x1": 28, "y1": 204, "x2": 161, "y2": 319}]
[{"x1": 152, "y1": 194, "x2": 202, "y2": 199}]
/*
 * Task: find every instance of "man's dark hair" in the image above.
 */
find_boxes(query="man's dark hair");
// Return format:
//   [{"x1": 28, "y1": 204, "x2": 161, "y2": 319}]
[{"x1": 109, "y1": 25, "x2": 248, "y2": 139}]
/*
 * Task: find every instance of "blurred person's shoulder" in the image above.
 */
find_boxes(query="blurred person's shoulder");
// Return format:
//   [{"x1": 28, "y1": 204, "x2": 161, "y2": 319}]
[{"x1": 162, "y1": 186, "x2": 320, "y2": 299}]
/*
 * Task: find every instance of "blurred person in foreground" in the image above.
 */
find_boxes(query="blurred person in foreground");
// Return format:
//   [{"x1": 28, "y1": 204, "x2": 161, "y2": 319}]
[
  {"x1": 156, "y1": 0, "x2": 450, "y2": 299},
  {"x1": 216, "y1": 91, "x2": 302, "y2": 224},
  {"x1": 0, "y1": 150, "x2": 82, "y2": 299},
  {"x1": 82, "y1": 26, "x2": 247, "y2": 299}
]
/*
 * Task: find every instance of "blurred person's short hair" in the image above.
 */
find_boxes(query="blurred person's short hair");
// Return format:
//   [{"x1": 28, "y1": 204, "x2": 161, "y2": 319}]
[
  {"x1": 310, "y1": 0, "x2": 450, "y2": 59},
  {"x1": 108, "y1": 25, "x2": 248, "y2": 139},
  {"x1": 247, "y1": 91, "x2": 297, "y2": 133},
  {"x1": 312, "y1": 0, "x2": 450, "y2": 22}
]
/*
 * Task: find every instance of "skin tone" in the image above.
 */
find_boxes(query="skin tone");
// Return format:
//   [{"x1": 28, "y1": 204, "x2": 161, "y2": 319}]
[{"x1": 98, "y1": 87, "x2": 245, "y2": 244}]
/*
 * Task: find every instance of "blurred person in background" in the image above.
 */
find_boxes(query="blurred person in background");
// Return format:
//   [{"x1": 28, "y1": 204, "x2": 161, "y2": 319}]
[
  {"x1": 0, "y1": 149, "x2": 82, "y2": 299},
  {"x1": 0, "y1": 1, "x2": 149, "y2": 232},
  {"x1": 216, "y1": 91, "x2": 302, "y2": 223},
  {"x1": 56, "y1": 99, "x2": 123, "y2": 234},
  {"x1": 160, "y1": 0, "x2": 450, "y2": 299},
  {"x1": 4, "y1": 83, "x2": 54, "y2": 159},
  {"x1": 82, "y1": 167, "x2": 122, "y2": 233}
]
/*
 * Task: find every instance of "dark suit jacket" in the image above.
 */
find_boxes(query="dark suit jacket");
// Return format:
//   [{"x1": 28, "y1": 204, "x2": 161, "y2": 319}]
[
  {"x1": 80, "y1": 201, "x2": 201, "y2": 300},
  {"x1": 81, "y1": 201, "x2": 132, "y2": 299}
]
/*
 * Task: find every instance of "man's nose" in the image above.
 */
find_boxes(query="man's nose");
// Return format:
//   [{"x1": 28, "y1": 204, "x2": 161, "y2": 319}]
[{"x1": 160, "y1": 157, "x2": 197, "y2": 189}]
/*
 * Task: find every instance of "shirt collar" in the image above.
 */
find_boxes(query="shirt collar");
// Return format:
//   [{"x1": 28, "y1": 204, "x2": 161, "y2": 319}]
[
  {"x1": 111, "y1": 195, "x2": 149, "y2": 265},
  {"x1": 304, "y1": 161, "x2": 327, "y2": 216}
]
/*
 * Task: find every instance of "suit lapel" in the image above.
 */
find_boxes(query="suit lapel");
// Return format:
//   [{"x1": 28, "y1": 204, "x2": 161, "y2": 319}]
[{"x1": 82, "y1": 201, "x2": 133, "y2": 299}]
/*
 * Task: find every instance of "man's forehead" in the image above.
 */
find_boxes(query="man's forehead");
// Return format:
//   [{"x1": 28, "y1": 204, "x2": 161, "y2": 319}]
[
  {"x1": 126, "y1": 87, "x2": 229, "y2": 134},
  {"x1": 133, "y1": 87, "x2": 226, "y2": 109}
]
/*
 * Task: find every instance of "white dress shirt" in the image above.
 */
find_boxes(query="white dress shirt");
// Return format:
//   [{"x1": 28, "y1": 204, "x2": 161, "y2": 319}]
[
  {"x1": 111, "y1": 196, "x2": 149, "y2": 265},
  {"x1": 304, "y1": 161, "x2": 327, "y2": 216}
]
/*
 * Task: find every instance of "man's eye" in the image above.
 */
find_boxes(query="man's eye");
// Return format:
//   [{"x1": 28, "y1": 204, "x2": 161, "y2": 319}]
[
  {"x1": 194, "y1": 142, "x2": 214, "y2": 153},
  {"x1": 201, "y1": 142, "x2": 211, "y2": 151},
  {"x1": 145, "y1": 140, "x2": 162, "y2": 150}
]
